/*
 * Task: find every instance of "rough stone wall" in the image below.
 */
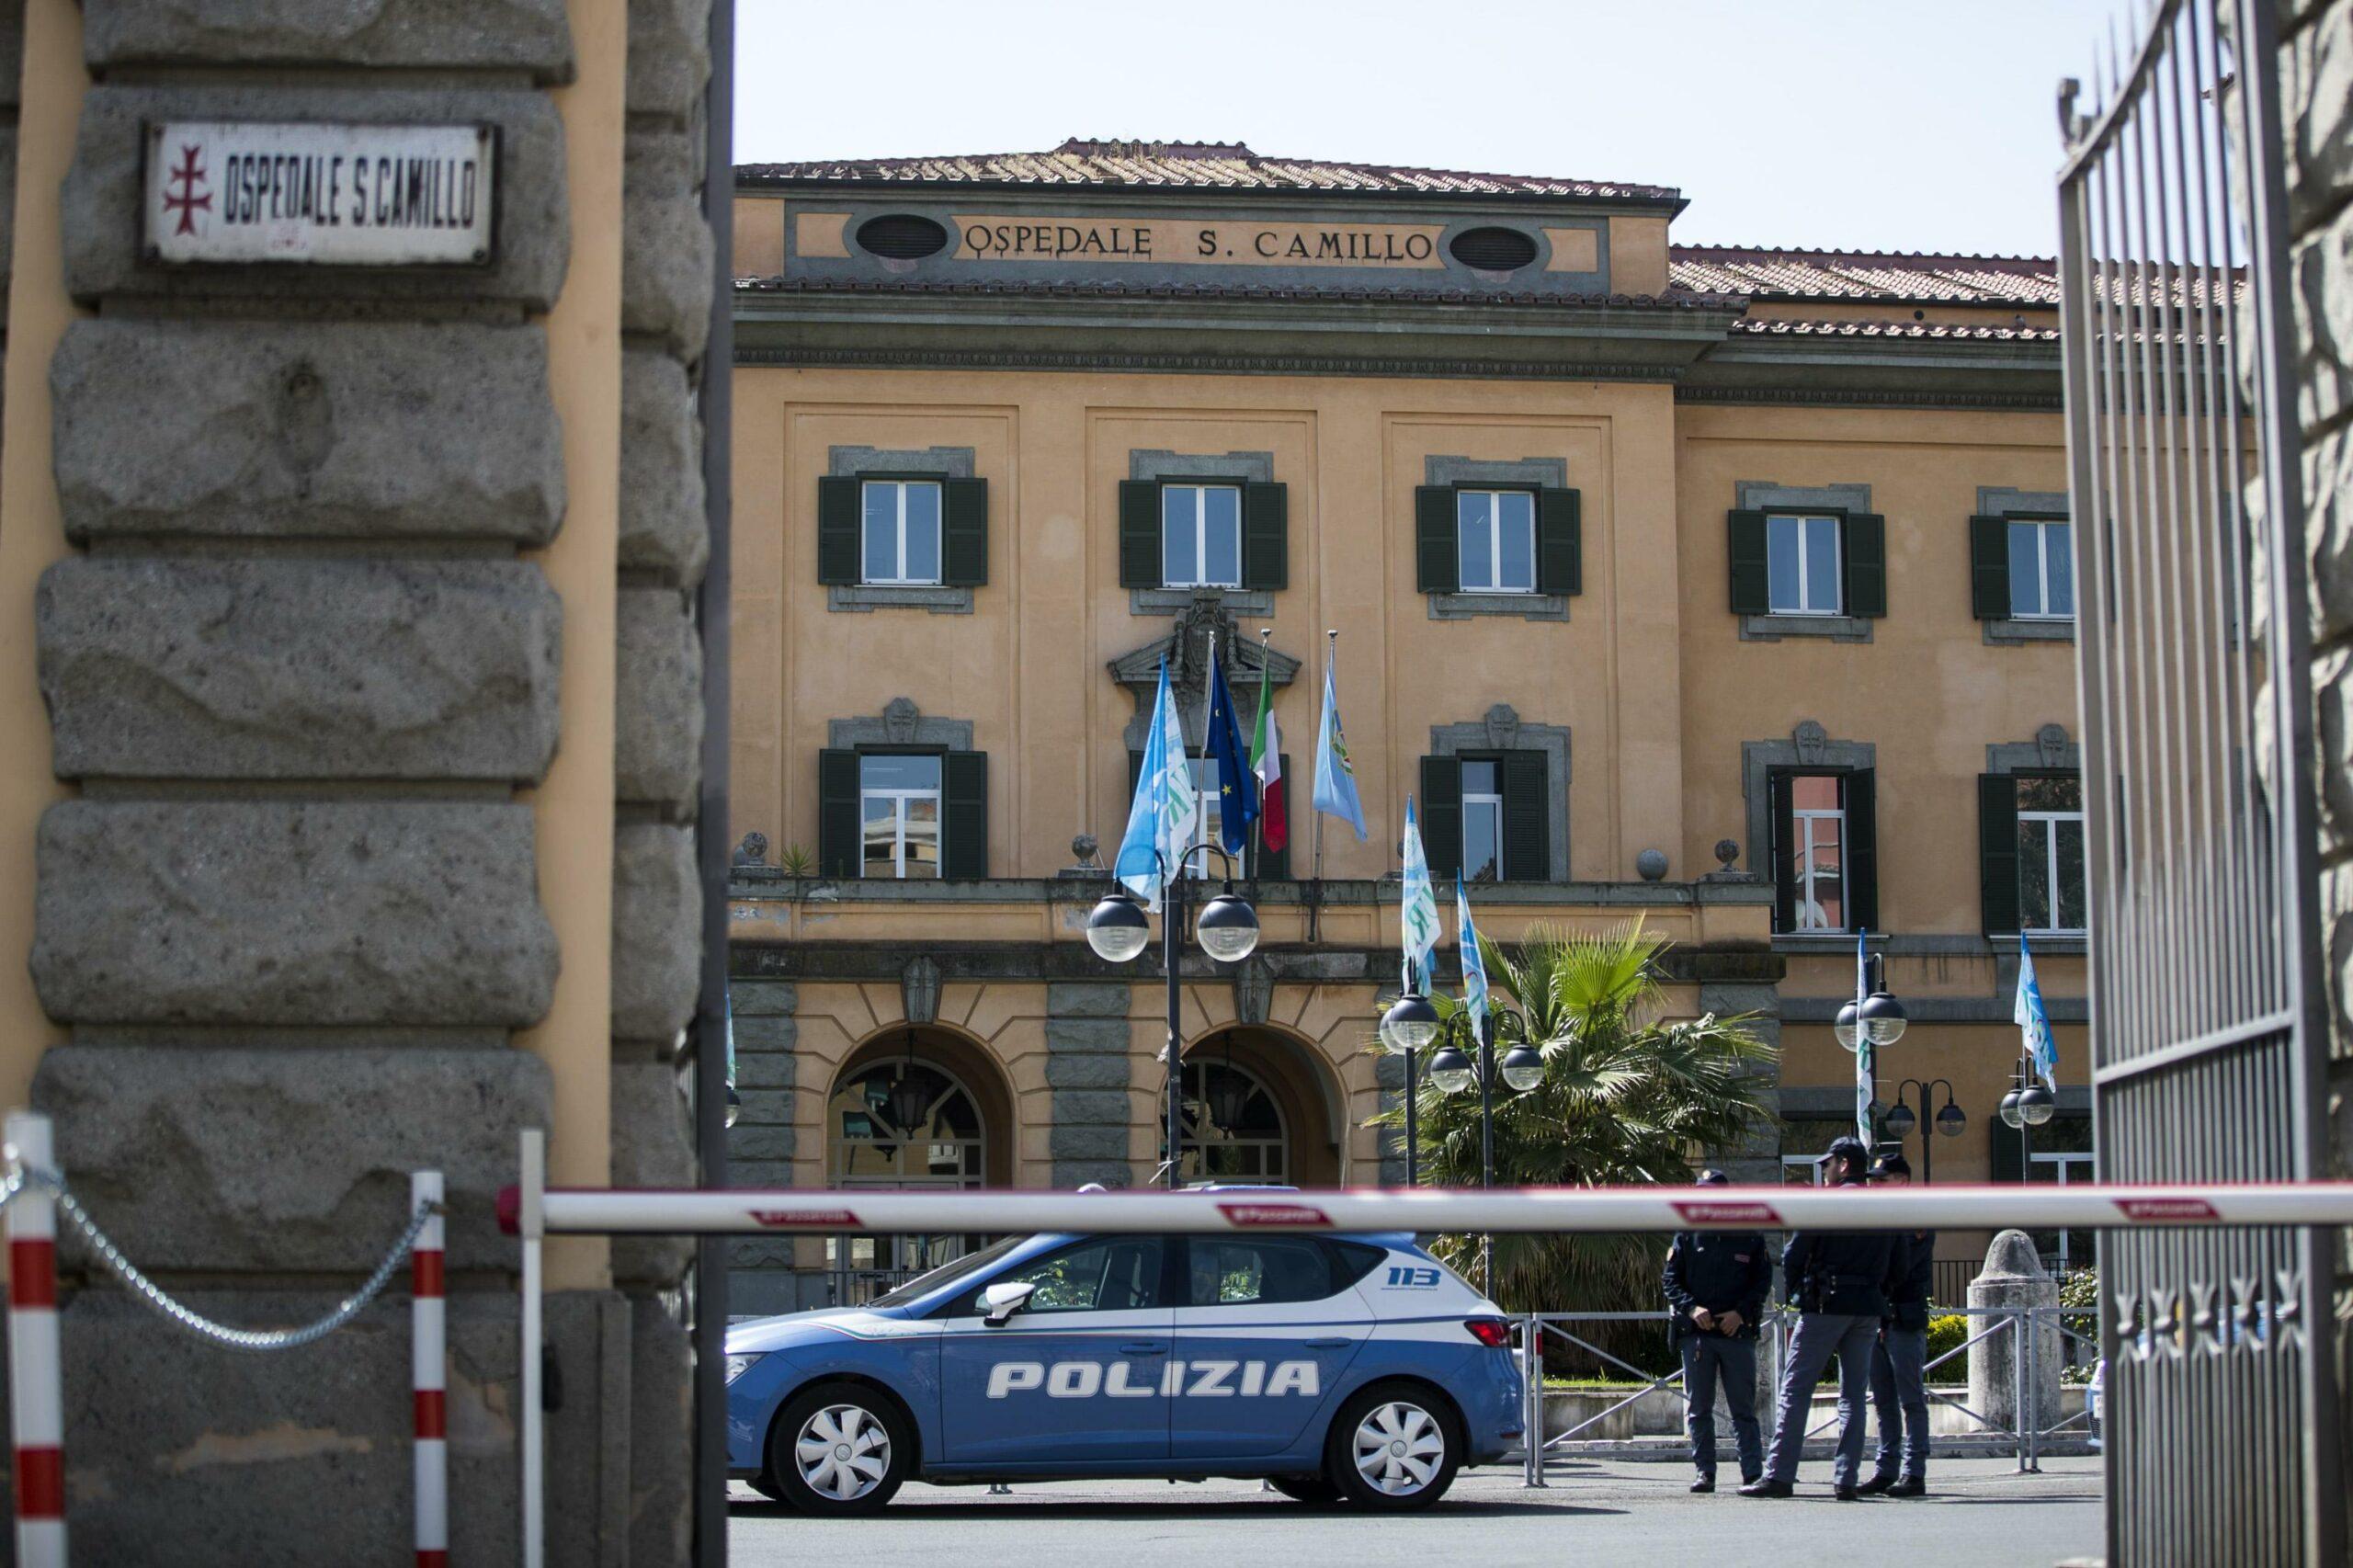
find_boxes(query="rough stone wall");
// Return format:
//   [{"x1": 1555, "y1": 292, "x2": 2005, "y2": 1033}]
[
  {"x1": 10, "y1": 1, "x2": 709, "y2": 1561},
  {"x1": 2274, "y1": 0, "x2": 2353, "y2": 1537}
]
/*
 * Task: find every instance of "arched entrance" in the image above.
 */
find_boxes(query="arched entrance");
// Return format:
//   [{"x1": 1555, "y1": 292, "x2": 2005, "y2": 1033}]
[
  {"x1": 1175, "y1": 1028, "x2": 1345, "y2": 1186},
  {"x1": 823, "y1": 1028, "x2": 1014, "y2": 1300}
]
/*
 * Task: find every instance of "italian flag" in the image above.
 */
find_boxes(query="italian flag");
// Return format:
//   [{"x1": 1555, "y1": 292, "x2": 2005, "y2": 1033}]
[{"x1": 1249, "y1": 656, "x2": 1287, "y2": 855}]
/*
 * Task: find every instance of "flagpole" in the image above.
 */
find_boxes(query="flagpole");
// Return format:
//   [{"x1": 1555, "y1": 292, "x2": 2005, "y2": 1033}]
[
  {"x1": 1312, "y1": 630, "x2": 1334, "y2": 943},
  {"x1": 1252, "y1": 629, "x2": 1270, "y2": 883}
]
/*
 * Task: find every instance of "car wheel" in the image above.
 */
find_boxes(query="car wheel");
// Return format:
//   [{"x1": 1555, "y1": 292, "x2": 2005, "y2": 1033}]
[
  {"x1": 745, "y1": 1473, "x2": 785, "y2": 1503},
  {"x1": 1324, "y1": 1382, "x2": 1461, "y2": 1510},
  {"x1": 1267, "y1": 1474, "x2": 1345, "y2": 1506},
  {"x1": 767, "y1": 1381, "x2": 911, "y2": 1515}
]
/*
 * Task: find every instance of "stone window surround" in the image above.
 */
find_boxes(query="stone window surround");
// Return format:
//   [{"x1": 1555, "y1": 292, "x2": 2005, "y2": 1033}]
[
  {"x1": 1978, "y1": 486, "x2": 2077, "y2": 646},
  {"x1": 1424, "y1": 455, "x2": 1572, "y2": 623},
  {"x1": 1987, "y1": 722, "x2": 2089, "y2": 960},
  {"x1": 1429, "y1": 704, "x2": 1571, "y2": 882},
  {"x1": 1735, "y1": 479, "x2": 1875, "y2": 643},
  {"x1": 1741, "y1": 721, "x2": 1874, "y2": 900},
  {"x1": 1128, "y1": 449, "x2": 1277, "y2": 617},
  {"x1": 827, "y1": 697, "x2": 975, "y2": 754},
  {"x1": 826, "y1": 444, "x2": 978, "y2": 615}
]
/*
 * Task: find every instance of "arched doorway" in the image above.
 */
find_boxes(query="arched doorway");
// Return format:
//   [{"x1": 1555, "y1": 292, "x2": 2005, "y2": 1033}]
[
  {"x1": 1174, "y1": 1028, "x2": 1345, "y2": 1186},
  {"x1": 822, "y1": 1028, "x2": 1013, "y2": 1301}
]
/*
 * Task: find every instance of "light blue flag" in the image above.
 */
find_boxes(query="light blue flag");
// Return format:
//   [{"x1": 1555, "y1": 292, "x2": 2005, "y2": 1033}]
[
  {"x1": 1312, "y1": 653, "x2": 1369, "y2": 841},
  {"x1": 1855, "y1": 929, "x2": 1874, "y2": 1142},
  {"x1": 1457, "y1": 874, "x2": 1490, "y2": 1041},
  {"x1": 1400, "y1": 797, "x2": 1438, "y2": 991},
  {"x1": 2017, "y1": 932, "x2": 2058, "y2": 1092},
  {"x1": 1113, "y1": 659, "x2": 1199, "y2": 913}
]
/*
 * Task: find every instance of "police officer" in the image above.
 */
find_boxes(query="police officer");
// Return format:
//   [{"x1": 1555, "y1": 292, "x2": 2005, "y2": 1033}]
[
  {"x1": 1741, "y1": 1137, "x2": 1910, "y2": 1500},
  {"x1": 1860, "y1": 1152, "x2": 1932, "y2": 1496},
  {"x1": 1663, "y1": 1169, "x2": 1771, "y2": 1493}
]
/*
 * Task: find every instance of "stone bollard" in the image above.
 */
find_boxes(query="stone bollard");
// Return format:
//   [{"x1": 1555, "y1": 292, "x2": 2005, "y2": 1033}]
[{"x1": 1968, "y1": 1229, "x2": 2063, "y2": 1447}]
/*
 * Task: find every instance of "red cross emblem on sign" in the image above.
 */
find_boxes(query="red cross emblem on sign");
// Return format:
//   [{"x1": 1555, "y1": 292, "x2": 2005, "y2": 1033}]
[{"x1": 162, "y1": 142, "x2": 211, "y2": 236}]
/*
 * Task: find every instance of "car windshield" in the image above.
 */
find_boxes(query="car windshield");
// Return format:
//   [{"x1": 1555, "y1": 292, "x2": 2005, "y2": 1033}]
[{"x1": 864, "y1": 1233, "x2": 1030, "y2": 1309}]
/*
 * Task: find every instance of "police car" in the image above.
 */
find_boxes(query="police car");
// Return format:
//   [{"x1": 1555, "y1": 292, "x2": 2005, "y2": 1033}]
[{"x1": 725, "y1": 1204, "x2": 1522, "y2": 1514}]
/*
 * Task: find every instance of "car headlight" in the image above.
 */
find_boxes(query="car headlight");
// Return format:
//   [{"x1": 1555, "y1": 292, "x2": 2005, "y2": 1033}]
[{"x1": 725, "y1": 1353, "x2": 763, "y2": 1385}]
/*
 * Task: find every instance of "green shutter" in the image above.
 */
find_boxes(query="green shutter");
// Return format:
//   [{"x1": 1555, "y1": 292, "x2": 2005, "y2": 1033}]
[
  {"x1": 1768, "y1": 771, "x2": 1797, "y2": 933},
  {"x1": 1979, "y1": 773, "x2": 2021, "y2": 935},
  {"x1": 819, "y1": 748, "x2": 861, "y2": 877},
  {"x1": 1415, "y1": 486, "x2": 1459, "y2": 594},
  {"x1": 1844, "y1": 768, "x2": 1878, "y2": 932},
  {"x1": 1419, "y1": 756, "x2": 1462, "y2": 880},
  {"x1": 1843, "y1": 512, "x2": 1887, "y2": 618},
  {"x1": 1969, "y1": 515, "x2": 2011, "y2": 619},
  {"x1": 1988, "y1": 1120, "x2": 2026, "y2": 1183},
  {"x1": 942, "y1": 477, "x2": 988, "y2": 586},
  {"x1": 1727, "y1": 510, "x2": 1770, "y2": 615},
  {"x1": 1129, "y1": 749, "x2": 1144, "y2": 795},
  {"x1": 1502, "y1": 750, "x2": 1550, "y2": 883},
  {"x1": 1242, "y1": 482, "x2": 1288, "y2": 591},
  {"x1": 942, "y1": 751, "x2": 987, "y2": 879},
  {"x1": 1537, "y1": 487, "x2": 1582, "y2": 597},
  {"x1": 818, "y1": 477, "x2": 862, "y2": 585},
  {"x1": 1119, "y1": 481, "x2": 1162, "y2": 588},
  {"x1": 1258, "y1": 756, "x2": 1292, "y2": 880}
]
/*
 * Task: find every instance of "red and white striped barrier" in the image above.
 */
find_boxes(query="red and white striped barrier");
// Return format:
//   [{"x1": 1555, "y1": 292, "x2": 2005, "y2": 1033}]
[
  {"x1": 506, "y1": 1177, "x2": 2353, "y2": 1238},
  {"x1": 411, "y1": 1171, "x2": 446, "y2": 1568},
  {"x1": 6, "y1": 1112, "x2": 63, "y2": 1568}
]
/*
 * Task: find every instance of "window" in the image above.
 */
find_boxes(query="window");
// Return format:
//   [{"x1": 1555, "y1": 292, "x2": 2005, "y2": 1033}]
[
  {"x1": 2007, "y1": 518, "x2": 2075, "y2": 619},
  {"x1": 1456, "y1": 490, "x2": 1537, "y2": 595},
  {"x1": 1175, "y1": 1058, "x2": 1289, "y2": 1183},
  {"x1": 1780, "y1": 1118, "x2": 1856, "y2": 1187},
  {"x1": 1420, "y1": 751, "x2": 1552, "y2": 884},
  {"x1": 1188, "y1": 757, "x2": 1225, "y2": 849},
  {"x1": 1789, "y1": 775, "x2": 1845, "y2": 930},
  {"x1": 1461, "y1": 761, "x2": 1504, "y2": 883},
  {"x1": 860, "y1": 754, "x2": 940, "y2": 880},
  {"x1": 1161, "y1": 483, "x2": 1243, "y2": 589},
  {"x1": 1768, "y1": 768, "x2": 1878, "y2": 935},
  {"x1": 1187, "y1": 1238, "x2": 1336, "y2": 1307},
  {"x1": 859, "y1": 479, "x2": 942, "y2": 585},
  {"x1": 2016, "y1": 774, "x2": 2087, "y2": 933},
  {"x1": 1768, "y1": 514, "x2": 1842, "y2": 616},
  {"x1": 959, "y1": 1236, "x2": 1165, "y2": 1316}
]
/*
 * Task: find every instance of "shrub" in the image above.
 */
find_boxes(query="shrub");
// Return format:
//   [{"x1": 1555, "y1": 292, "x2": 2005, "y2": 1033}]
[{"x1": 1926, "y1": 1312, "x2": 1971, "y2": 1381}]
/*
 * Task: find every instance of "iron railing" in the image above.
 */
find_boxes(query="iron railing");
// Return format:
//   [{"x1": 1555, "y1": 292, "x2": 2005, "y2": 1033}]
[{"x1": 2058, "y1": 1, "x2": 2340, "y2": 1562}]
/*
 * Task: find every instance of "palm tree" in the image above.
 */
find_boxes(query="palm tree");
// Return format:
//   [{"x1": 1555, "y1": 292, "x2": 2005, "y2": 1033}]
[{"x1": 1371, "y1": 923, "x2": 1777, "y2": 1373}]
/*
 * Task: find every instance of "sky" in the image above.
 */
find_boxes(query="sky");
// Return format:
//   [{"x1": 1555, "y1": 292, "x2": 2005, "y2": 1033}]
[{"x1": 736, "y1": 0, "x2": 2126, "y2": 259}]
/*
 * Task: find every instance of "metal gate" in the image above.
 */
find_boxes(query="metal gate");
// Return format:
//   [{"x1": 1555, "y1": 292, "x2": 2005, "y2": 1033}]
[{"x1": 2057, "y1": 1, "x2": 2343, "y2": 1562}]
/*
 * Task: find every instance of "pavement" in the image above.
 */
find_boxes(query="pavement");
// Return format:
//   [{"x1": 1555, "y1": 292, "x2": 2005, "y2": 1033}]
[{"x1": 727, "y1": 1455, "x2": 2106, "y2": 1567}]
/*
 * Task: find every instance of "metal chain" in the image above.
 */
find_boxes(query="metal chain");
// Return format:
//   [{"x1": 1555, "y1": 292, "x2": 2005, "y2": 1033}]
[{"x1": 5, "y1": 1164, "x2": 441, "y2": 1353}]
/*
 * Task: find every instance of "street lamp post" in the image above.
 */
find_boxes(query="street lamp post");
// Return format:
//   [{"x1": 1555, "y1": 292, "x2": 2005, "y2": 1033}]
[
  {"x1": 1833, "y1": 944, "x2": 1909, "y2": 1140},
  {"x1": 1426, "y1": 1015, "x2": 1544, "y2": 1294},
  {"x1": 1085, "y1": 847, "x2": 1260, "y2": 1190},
  {"x1": 1881, "y1": 1077, "x2": 1965, "y2": 1186},
  {"x1": 1378, "y1": 988, "x2": 1440, "y2": 1186},
  {"x1": 1999, "y1": 1055, "x2": 2056, "y2": 1181}
]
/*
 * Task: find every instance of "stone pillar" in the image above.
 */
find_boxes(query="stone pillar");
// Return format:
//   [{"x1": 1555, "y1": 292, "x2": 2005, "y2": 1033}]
[
  {"x1": 1698, "y1": 974, "x2": 1783, "y2": 1184},
  {"x1": 1967, "y1": 1229, "x2": 2062, "y2": 1441},
  {"x1": 727, "y1": 978, "x2": 800, "y2": 1313},
  {"x1": 2277, "y1": 0, "x2": 2353, "y2": 1524},
  {"x1": 1046, "y1": 982, "x2": 1135, "y2": 1187}
]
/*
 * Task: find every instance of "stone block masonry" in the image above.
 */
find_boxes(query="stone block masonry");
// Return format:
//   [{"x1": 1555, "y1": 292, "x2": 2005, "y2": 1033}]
[
  {"x1": 1047, "y1": 983, "x2": 1137, "y2": 1187},
  {"x1": 6, "y1": 0, "x2": 716, "y2": 1556}
]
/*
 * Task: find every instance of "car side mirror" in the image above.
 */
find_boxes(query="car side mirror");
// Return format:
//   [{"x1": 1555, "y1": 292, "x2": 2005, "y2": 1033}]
[{"x1": 980, "y1": 1281, "x2": 1036, "y2": 1326}]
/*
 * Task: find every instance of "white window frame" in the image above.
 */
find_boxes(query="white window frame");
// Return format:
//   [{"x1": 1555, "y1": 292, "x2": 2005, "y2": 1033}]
[
  {"x1": 860, "y1": 479, "x2": 943, "y2": 586},
  {"x1": 1791, "y1": 788, "x2": 1847, "y2": 932},
  {"x1": 1462, "y1": 764, "x2": 1506, "y2": 881},
  {"x1": 2008, "y1": 517, "x2": 2075, "y2": 621},
  {"x1": 2029, "y1": 1150, "x2": 2097, "y2": 1274},
  {"x1": 1456, "y1": 489, "x2": 1538, "y2": 595},
  {"x1": 1162, "y1": 483, "x2": 1244, "y2": 589},
  {"x1": 2018, "y1": 793, "x2": 2088, "y2": 936},
  {"x1": 1188, "y1": 756, "x2": 1225, "y2": 846},
  {"x1": 859, "y1": 756, "x2": 941, "y2": 880},
  {"x1": 1767, "y1": 513, "x2": 1843, "y2": 617}
]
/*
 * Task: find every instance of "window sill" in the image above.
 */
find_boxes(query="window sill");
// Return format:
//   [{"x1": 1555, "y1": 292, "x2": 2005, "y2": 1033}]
[
  {"x1": 1131, "y1": 585, "x2": 1273, "y2": 617},
  {"x1": 1983, "y1": 618, "x2": 2076, "y2": 645},
  {"x1": 829, "y1": 584, "x2": 974, "y2": 615},
  {"x1": 1427, "y1": 590, "x2": 1570, "y2": 623},
  {"x1": 1740, "y1": 613, "x2": 1873, "y2": 643}
]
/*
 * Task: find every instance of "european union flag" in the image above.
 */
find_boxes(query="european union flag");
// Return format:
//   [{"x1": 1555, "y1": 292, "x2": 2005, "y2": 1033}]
[{"x1": 1204, "y1": 639, "x2": 1256, "y2": 857}]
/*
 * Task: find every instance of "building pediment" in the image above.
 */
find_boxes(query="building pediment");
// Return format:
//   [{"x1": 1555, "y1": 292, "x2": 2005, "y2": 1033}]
[{"x1": 1107, "y1": 591, "x2": 1301, "y2": 750}]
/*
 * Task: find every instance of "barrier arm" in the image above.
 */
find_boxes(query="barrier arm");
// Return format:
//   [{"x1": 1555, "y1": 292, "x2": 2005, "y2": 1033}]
[{"x1": 499, "y1": 1180, "x2": 2353, "y2": 1238}]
